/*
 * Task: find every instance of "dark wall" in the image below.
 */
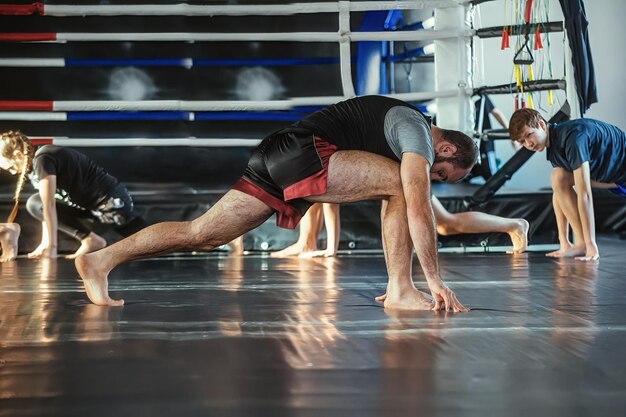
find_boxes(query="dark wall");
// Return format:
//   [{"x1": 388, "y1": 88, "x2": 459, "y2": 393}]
[
  {"x1": 0, "y1": 2, "x2": 367, "y2": 188},
  {"x1": 0, "y1": 1, "x2": 363, "y2": 139}
]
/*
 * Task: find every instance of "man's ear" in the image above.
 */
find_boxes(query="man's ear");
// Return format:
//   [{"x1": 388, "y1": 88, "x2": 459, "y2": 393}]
[
  {"x1": 538, "y1": 119, "x2": 547, "y2": 130},
  {"x1": 437, "y1": 141, "x2": 457, "y2": 157}
]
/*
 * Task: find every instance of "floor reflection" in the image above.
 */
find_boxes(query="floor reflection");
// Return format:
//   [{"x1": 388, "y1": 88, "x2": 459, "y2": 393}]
[{"x1": 1, "y1": 237, "x2": 625, "y2": 415}]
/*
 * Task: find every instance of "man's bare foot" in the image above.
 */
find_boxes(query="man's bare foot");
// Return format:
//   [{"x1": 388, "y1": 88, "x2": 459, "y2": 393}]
[
  {"x1": 271, "y1": 242, "x2": 316, "y2": 258},
  {"x1": 75, "y1": 253, "x2": 124, "y2": 306},
  {"x1": 66, "y1": 233, "x2": 107, "y2": 260},
  {"x1": 375, "y1": 288, "x2": 434, "y2": 311},
  {"x1": 507, "y1": 219, "x2": 529, "y2": 254},
  {"x1": 546, "y1": 244, "x2": 586, "y2": 258},
  {"x1": 0, "y1": 223, "x2": 21, "y2": 262}
]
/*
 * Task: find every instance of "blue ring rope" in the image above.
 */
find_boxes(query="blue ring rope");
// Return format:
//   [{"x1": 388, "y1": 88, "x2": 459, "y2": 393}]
[
  {"x1": 66, "y1": 106, "x2": 428, "y2": 121},
  {"x1": 64, "y1": 57, "x2": 341, "y2": 67},
  {"x1": 67, "y1": 112, "x2": 192, "y2": 121}
]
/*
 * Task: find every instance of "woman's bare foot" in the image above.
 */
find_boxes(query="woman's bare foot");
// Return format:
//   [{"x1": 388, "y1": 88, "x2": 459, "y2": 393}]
[
  {"x1": 375, "y1": 288, "x2": 434, "y2": 311},
  {"x1": 271, "y1": 241, "x2": 317, "y2": 258},
  {"x1": 507, "y1": 219, "x2": 529, "y2": 254},
  {"x1": 66, "y1": 233, "x2": 107, "y2": 260},
  {"x1": 227, "y1": 236, "x2": 244, "y2": 256},
  {"x1": 546, "y1": 244, "x2": 586, "y2": 258},
  {"x1": 0, "y1": 223, "x2": 21, "y2": 262},
  {"x1": 75, "y1": 252, "x2": 124, "y2": 306},
  {"x1": 298, "y1": 248, "x2": 337, "y2": 259}
]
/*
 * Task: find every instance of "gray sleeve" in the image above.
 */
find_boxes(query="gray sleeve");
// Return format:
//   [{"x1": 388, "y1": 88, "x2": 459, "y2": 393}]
[{"x1": 384, "y1": 106, "x2": 434, "y2": 165}]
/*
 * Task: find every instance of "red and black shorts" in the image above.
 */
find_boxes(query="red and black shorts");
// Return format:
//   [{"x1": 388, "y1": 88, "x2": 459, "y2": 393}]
[{"x1": 232, "y1": 127, "x2": 337, "y2": 229}]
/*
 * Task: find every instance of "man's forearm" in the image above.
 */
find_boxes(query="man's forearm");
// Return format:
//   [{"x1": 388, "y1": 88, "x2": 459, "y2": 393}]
[
  {"x1": 577, "y1": 192, "x2": 596, "y2": 247},
  {"x1": 407, "y1": 206, "x2": 441, "y2": 285}
]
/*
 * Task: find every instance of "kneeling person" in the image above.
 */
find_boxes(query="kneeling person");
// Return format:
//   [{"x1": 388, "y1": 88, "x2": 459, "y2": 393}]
[
  {"x1": 509, "y1": 109, "x2": 626, "y2": 261},
  {"x1": 0, "y1": 131, "x2": 147, "y2": 259}
]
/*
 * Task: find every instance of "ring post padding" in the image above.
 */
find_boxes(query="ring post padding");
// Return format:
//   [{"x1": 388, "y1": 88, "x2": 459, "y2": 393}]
[
  {"x1": 434, "y1": 5, "x2": 472, "y2": 132},
  {"x1": 338, "y1": 1, "x2": 356, "y2": 97}
]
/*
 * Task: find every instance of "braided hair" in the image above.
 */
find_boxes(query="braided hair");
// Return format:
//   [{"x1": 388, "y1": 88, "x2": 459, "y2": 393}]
[{"x1": 1, "y1": 131, "x2": 34, "y2": 223}]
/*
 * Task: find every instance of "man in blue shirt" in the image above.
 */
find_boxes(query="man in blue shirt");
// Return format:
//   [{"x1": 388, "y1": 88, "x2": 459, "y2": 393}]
[{"x1": 509, "y1": 108, "x2": 626, "y2": 261}]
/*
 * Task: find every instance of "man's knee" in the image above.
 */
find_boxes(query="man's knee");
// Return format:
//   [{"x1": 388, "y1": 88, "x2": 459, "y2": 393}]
[
  {"x1": 551, "y1": 168, "x2": 574, "y2": 190},
  {"x1": 189, "y1": 216, "x2": 238, "y2": 251},
  {"x1": 385, "y1": 194, "x2": 407, "y2": 210},
  {"x1": 435, "y1": 214, "x2": 457, "y2": 235},
  {"x1": 188, "y1": 219, "x2": 218, "y2": 250},
  {"x1": 25, "y1": 194, "x2": 42, "y2": 217}
]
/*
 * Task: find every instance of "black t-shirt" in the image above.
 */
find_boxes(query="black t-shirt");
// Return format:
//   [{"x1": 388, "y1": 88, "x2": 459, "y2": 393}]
[
  {"x1": 295, "y1": 95, "x2": 425, "y2": 162},
  {"x1": 474, "y1": 95, "x2": 495, "y2": 131},
  {"x1": 547, "y1": 119, "x2": 626, "y2": 184},
  {"x1": 31, "y1": 145, "x2": 119, "y2": 208}
]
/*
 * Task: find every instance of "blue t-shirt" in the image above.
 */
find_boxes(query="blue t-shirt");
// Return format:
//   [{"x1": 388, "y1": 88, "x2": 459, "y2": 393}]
[{"x1": 546, "y1": 119, "x2": 626, "y2": 184}]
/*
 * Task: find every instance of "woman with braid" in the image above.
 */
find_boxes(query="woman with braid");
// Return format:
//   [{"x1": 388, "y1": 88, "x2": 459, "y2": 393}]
[{"x1": 0, "y1": 131, "x2": 147, "y2": 261}]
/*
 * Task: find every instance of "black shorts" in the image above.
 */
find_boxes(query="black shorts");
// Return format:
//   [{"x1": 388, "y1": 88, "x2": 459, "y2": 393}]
[{"x1": 232, "y1": 127, "x2": 337, "y2": 229}]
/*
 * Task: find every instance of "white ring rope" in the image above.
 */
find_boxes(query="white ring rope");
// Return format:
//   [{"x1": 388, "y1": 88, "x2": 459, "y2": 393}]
[
  {"x1": 4, "y1": 0, "x2": 473, "y2": 141},
  {"x1": 30, "y1": 137, "x2": 263, "y2": 147},
  {"x1": 42, "y1": 1, "x2": 469, "y2": 17},
  {"x1": 0, "y1": 58, "x2": 66, "y2": 67},
  {"x1": 48, "y1": 29, "x2": 471, "y2": 43},
  {"x1": 0, "y1": 91, "x2": 459, "y2": 114},
  {"x1": 0, "y1": 112, "x2": 67, "y2": 121}
]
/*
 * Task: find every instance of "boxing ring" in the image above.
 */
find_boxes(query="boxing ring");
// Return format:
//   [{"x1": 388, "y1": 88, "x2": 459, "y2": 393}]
[
  {"x1": 0, "y1": 0, "x2": 571, "y2": 252},
  {"x1": 1, "y1": 1, "x2": 626, "y2": 416},
  {"x1": 0, "y1": 0, "x2": 485, "y2": 252}
]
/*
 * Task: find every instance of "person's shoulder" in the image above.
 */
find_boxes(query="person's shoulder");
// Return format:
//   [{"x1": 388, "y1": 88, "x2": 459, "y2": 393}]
[
  {"x1": 556, "y1": 119, "x2": 588, "y2": 137},
  {"x1": 563, "y1": 118, "x2": 604, "y2": 130},
  {"x1": 34, "y1": 144, "x2": 61, "y2": 158},
  {"x1": 388, "y1": 105, "x2": 429, "y2": 126},
  {"x1": 36, "y1": 144, "x2": 66, "y2": 154},
  {"x1": 34, "y1": 145, "x2": 81, "y2": 164},
  {"x1": 577, "y1": 117, "x2": 620, "y2": 132}
]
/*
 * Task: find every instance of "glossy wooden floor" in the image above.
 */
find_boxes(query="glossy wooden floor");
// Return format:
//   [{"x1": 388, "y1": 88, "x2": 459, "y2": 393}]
[{"x1": 1, "y1": 237, "x2": 625, "y2": 416}]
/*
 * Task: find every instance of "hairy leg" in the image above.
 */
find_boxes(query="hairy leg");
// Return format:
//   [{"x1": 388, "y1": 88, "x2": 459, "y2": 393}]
[
  {"x1": 377, "y1": 197, "x2": 433, "y2": 310},
  {"x1": 0, "y1": 223, "x2": 21, "y2": 262},
  {"x1": 307, "y1": 151, "x2": 434, "y2": 310},
  {"x1": 271, "y1": 203, "x2": 322, "y2": 257},
  {"x1": 431, "y1": 196, "x2": 529, "y2": 254},
  {"x1": 76, "y1": 190, "x2": 275, "y2": 305}
]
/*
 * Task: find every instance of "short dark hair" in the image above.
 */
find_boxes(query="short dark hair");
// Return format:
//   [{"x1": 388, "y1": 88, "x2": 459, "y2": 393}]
[
  {"x1": 438, "y1": 128, "x2": 478, "y2": 170},
  {"x1": 509, "y1": 108, "x2": 546, "y2": 142}
]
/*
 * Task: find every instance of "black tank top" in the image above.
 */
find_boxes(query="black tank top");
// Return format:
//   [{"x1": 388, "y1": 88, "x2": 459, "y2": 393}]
[{"x1": 295, "y1": 95, "x2": 424, "y2": 161}]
